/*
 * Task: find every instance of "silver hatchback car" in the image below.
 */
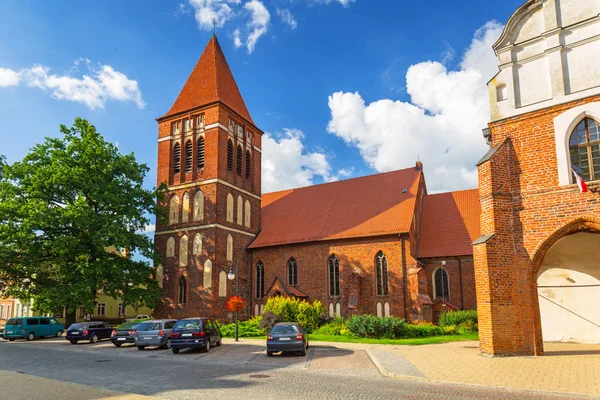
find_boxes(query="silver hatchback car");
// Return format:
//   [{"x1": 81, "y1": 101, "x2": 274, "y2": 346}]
[{"x1": 134, "y1": 319, "x2": 177, "y2": 350}]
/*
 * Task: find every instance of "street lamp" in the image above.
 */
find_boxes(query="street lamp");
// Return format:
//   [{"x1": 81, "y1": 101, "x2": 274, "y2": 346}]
[{"x1": 227, "y1": 262, "x2": 239, "y2": 341}]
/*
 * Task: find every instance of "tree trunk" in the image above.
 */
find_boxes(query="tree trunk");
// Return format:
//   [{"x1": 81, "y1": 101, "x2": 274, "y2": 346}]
[{"x1": 65, "y1": 310, "x2": 77, "y2": 328}]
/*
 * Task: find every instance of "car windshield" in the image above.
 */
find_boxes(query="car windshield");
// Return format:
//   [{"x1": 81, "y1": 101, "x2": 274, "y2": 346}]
[
  {"x1": 271, "y1": 325, "x2": 299, "y2": 334},
  {"x1": 69, "y1": 323, "x2": 88, "y2": 329},
  {"x1": 5, "y1": 318, "x2": 23, "y2": 326},
  {"x1": 174, "y1": 320, "x2": 202, "y2": 330},
  {"x1": 137, "y1": 322, "x2": 161, "y2": 331}
]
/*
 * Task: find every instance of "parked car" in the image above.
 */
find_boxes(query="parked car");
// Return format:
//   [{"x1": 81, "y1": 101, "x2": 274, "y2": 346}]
[
  {"x1": 65, "y1": 321, "x2": 113, "y2": 344},
  {"x1": 110, "y1": 321, "x2": 142, "y2": 347},
  {"x1": 134, "y1": 319, "x2": 177, "y2": 350},
  {"x1": 169, "y1": 318, "x2": 222, "y2": 354},
  {"x1": 266, "y1": 322, "x2": 308, "y2": 357},
  {"x1": 125, "y1": 314, "x2": 151, "y2": 322},
  {"x1": 3, "y1": 317, "x2": 64, "y2": 341}
]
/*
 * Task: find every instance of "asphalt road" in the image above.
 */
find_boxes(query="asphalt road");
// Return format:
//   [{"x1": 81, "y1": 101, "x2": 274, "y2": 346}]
[{"x1": 0, "y1": 338, "x2": 591, "y2": 400}]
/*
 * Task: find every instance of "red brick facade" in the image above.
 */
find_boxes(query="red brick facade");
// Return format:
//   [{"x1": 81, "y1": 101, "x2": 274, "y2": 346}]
[
  {"x1": 475, "y1": 95, "x2": 600, "y2": 356},
  {"x1": 154, "y1": 36, "x2": 480, "y2": 324}
]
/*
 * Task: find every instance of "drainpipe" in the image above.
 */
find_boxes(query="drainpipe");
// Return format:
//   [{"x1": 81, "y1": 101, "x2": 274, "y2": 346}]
[
  {"x1": 456, "y1": 256, "x2": 464, "y2": 309},
  {"x1": 400, "y1": 235, "x2": 408, "y2": 320}
]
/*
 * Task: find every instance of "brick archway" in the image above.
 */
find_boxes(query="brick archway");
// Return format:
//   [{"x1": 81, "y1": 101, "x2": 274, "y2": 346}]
[{"x1": 528, "y1": 217, "x2": 600, "y2": 355}]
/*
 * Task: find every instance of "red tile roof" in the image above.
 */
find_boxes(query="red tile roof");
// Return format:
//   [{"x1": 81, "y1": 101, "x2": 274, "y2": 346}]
[
  {"x1": 160, "y1": 36, "x2": 254, "y2": 124},
  {"x1": 249, "y1": 168, "x2": 422, "y2": 249},
  {"x1": 417, "y1": 189, "x2": 480, "y2": 258}
]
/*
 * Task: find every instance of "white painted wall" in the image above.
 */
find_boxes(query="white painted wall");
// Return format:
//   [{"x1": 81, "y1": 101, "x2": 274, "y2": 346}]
[
  {"x1": 538, "y1": 232, "x2": 600, "y2": 344},
  {"x1": 489, "y1": 0, "x2": 600, "y2": 121}
]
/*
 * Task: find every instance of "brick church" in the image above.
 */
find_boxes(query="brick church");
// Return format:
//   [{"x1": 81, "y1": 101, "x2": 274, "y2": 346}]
[
  {"x1": 154, "y1": 0, "x2": 600, "y2": 357},
  {"x1": 153, "y1": 36, "x2": 480, "y2": 326}
]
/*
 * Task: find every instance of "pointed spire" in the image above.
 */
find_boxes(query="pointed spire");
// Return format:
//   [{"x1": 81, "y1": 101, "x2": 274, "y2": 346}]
[{"x1": 161, "y1": 36, "x2": 254, "y2": 124}]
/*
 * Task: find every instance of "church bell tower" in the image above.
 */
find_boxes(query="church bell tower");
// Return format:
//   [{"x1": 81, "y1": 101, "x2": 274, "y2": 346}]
[{"x1": 154, "y1": 35, "x2": 262, "y2": 319}]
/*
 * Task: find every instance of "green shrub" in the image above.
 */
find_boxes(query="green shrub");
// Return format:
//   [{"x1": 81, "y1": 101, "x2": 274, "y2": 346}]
[
  {"x1": 258, "y1": 311, "x2": 282, "y2": 333},
  {"x1": 406, "y1": 322, "x2": 443, "y2": 337},
  {"x1": 313, "y1": 317, "x2": 346, "y2": 336},
  {"x1": 439, "y1": 310, "x2": 477, "y2": 327},
  {"x1": 220, "y1": 317, "x2": 265, "y2": 338},
  {"x1": 345, "y1": 315, "x2": 408, "y2": 339},
  {"x1": 297, "y1": 300, "x2": 327, "y2": 333},
  {"x1": 263, "y1": 296, "x2": 301, "y2": 322}
]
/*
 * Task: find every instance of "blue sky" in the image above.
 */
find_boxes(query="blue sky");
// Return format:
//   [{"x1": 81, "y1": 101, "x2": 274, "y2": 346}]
[{"x1": 0, "y1": 0, "x2": 524, "y2": 196}]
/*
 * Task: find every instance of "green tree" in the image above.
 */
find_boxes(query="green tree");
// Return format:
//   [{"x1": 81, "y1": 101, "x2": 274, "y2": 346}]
[{"x1": 0, "y1": 118, "x2": 166, "y2": 326}]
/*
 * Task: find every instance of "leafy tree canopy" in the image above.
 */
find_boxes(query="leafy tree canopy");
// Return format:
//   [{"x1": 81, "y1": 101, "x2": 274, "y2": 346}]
[{"x1": 0, "y1": 118, "x2": 165, "y2": 317}]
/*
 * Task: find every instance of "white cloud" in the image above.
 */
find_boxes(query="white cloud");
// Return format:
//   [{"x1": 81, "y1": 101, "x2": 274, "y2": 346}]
[
  {"x1": 0, "y1": 61, "x2": 145, "y2": 109},
  {"x1": 244, "y1": 0, "x2": 270, "y2": 53},
  {"x1": 233, "y1": 28, "x2": 242, "y2": 47},
  {"x1": 277, "y1": 8, "x2": 297, "y2": 30},
  {"x1": 313, "y1": 0, "x2": 356, "y2": 7},
  {"x1": 326, "y1": 21, "x2": 504, "y2": 193},
  {"x1": 174, "y1": 3, "x2": 191, "y2": 18},
  {"x1": 0, "y1": 68, "x2": 20, "y2": 87},
  {"x1": 188, "y1": 0, "x2": 240, "y2": 30},
  {"x1": 262, "y1": 128, "x2": 348, "y2": 192}
]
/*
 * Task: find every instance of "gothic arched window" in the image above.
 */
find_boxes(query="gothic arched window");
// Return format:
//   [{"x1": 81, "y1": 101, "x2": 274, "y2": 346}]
[
  {"x1": 288, "y1": 258, "x2": 298, "y2": 286},
  {"x1": 328, "y1": 255, "x2": 340, "y2": 297},
  {"x1": 178, "y1": 277, "x2": 187, "y2": 305},
  {"x1": 226, "y1": 193, "x2": 234, "y2": 222},
  {"x1": 179, "y1": 235, "x2": 188, "y2": 267},
  {"x1": 570, "y1": 117, "x2": 600, "y2": 182},
  {"x1": 182, "y1": 192, "x2": 190, "y2": 223},
  {"x1": 197, "y1": 136, "x2": 205, "y2": 169},
  {"x1": 156, "y1": 264, "x2": 163, "y2": 288},
  {"x1": 236, "y1": 145, "x2": 243, "y2": 176},
  {"x1": 434, "y1": 268, "x2": 450, "y2": 300},
  {"x1": 166, "y1": 237, "x2": 175, "y2": 257},
  {"x1": 184, "y1": 140, "x2": 193, "y2": 172},
  {"x1": 375, "y1": 251, "x2": 388, "y2": 296},
  {"x1": 169, "y1": 195, "x2": 179, "y2": 225},
  {"x1": 227, "y1": 140, "x2": 233, "y2": 172},
  {"x1": 244, "y1": 200, "x2": 251, "y2": 228},
  {"x1": 203, "y1": 259, "x2": 212, "y2": 288},
  {"x1": 245, "y1": 150, "x2": 251, "y2": 179},
  {"x1": 226, "y1": 234, "x2": 233, "y2": 262},
  {"x1": 193, "y1": 233, "x2": 202, "y2": 255},
  {"x1": 173, "y1": 142, "x2": 181, "y2": 174},
  {"x1": 193, "y1": 190, "x2": 204, "y2": 221},
  {"x1": 237, "y1": 195, "x2": 243, "y2": 225},
  {"x1": 256, "y1": 261, "x2": 264, "y2": 299}
]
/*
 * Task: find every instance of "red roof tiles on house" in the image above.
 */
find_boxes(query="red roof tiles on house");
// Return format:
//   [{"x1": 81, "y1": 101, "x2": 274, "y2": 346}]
[
  {"x1": 160, "y1": 36, "x2": 254, "y2": 124},
  {"x1": 417, "y1": 189, "x2": 480, "y2": 258},
  {"x1": 250, "y1": 168, "x2": 422, "y2": 249}
]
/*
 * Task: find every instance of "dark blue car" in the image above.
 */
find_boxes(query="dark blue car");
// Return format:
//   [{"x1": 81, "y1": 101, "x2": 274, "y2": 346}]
[
  {"x1": 170, "y1": 318, "x2": 222, "y2": 354},
  {"x1": 65, "y1": 321, "x2": 113, "y2": 344}
]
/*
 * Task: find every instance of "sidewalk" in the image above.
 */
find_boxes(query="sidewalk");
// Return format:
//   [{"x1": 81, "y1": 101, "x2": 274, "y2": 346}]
[
  {"x1": 389, "y1": 341, "x2": 600, "y2": 397},
  {"x1": 0, "y1": 372, "x2": 155, "y2": 400}
]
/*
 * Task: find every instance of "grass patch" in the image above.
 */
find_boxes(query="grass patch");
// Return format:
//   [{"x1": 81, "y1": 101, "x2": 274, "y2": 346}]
[
  {"x1": 229, "y1": 332, "x2": 478, "y2": 345},
  {"x1": 308, "y1": 332, "x2": 478, "y2": 345}
]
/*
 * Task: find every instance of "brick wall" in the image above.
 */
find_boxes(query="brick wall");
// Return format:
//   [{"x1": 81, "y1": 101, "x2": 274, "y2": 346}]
[
  {"x1": 476, "y1": 95, "x2": 600, "y2": 356},
  {"x1": 249, "y1": 235, "x2": 412, "y2": 319}
]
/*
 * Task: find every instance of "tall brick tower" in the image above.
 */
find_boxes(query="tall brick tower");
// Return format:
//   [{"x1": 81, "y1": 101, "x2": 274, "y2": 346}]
[{"x1": 154, "y1": 35, "x2": 262, "y2": 320}]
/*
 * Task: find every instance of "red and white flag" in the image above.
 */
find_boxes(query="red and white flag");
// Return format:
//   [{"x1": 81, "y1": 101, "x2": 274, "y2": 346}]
[{"x1": 572, "y1": 169, "x2": 589, "y2": 193}]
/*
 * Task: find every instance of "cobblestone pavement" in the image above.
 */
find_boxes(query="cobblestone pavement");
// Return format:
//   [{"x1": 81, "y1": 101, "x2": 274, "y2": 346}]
[
  {"x1": 367, "y1": 348, "x2": 426, "y2": 379},
  {"x1": 392, "y1": 340, "x2": 600, "y2": 397},
  {"x1": 0, "y1": 338, "x2": 594, "y2": 399}
]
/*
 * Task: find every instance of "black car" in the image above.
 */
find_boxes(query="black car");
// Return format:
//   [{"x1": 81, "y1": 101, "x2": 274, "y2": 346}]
[
  {"x1": 110, "y1": 322, "x2": 141, "y2": 347},
  {"x1": 267, "y1": 322, "x2": 308, "y2": 357},
  {"x1": 65, "y1": 321, "x2": 113, "y2": 344},
  {"x1": 170, "y1": 318, "x2": 222, "y2": 354}
]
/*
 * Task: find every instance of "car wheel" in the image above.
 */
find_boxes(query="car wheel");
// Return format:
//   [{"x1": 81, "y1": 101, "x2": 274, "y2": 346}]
[
  {"x1": 163, "y1": 338, "x2": 172, "y2": 349},
  {"x1": 203, "y1": 340, "x2": 210, "y2": 353},
  {"x1": 8, "y1": 338, "x2": 15, "y2": 342},
  {"x1": 172, "y1": 348, "x2": 180, "y2": 354},
  {"x1": 27, "y1": 332, "x2": 35, "y2": 341},
  {"x1": 113, "y1": 342, "x2": 122, "y2": 347},
  {"x1": 70, "y1": 340, "x2": 78, "y2": 344},
  {"x1": 216, "y1": 336, "x2": 222, "y2": 347},
  {"x1": 300, "y1": 348, "x2": 306, "y2": 356},
  {"x1": 90, "y1": 334, "x2": 99, "y2": 344},
  {"x1": 267, "y1": 351, "x2": 273, "y2": 357},
  {"x1": 56, "y1": 330, "x2": 63, "y2": 338},
  {"x1": 137, "y1": 346, "x2": 146, "y2": 351}
]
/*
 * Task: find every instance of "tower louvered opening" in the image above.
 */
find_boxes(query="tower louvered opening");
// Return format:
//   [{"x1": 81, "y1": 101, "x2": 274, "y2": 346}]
[
  {"x1": 197, "y1": 137, "x2": 205, "y2": 169},
  {"x1": 236, "y1": 145, "x2": 243, "y2": 176},
  {"x1": 185, "y1": 140, "x2": 193, "y2": 172},
  {"x1": 173, "y1": 142, "x2": 181, "y2": 174}
]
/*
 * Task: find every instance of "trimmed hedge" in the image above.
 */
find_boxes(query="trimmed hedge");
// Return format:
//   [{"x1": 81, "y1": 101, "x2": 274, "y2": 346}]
[
  {"x1": 220, "y1": 317, "x2": 265, "y2": 338},
  {"x1": 439, "y1": 310, "x2": 477, "y2": 327},
  {"x1": 345, "y1": 314, "x2": 459, "y2": 339}
]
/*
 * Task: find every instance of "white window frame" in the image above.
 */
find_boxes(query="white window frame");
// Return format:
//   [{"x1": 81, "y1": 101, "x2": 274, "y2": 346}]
[
  {"x1": 554, "y1": 102, "x2": 600, "y2": 186},
  {"x1": 97, "y1": 303, "x2": 106, "y2": 317},
  {"x1": 117, "y1": 303, "x2": 125, "y2": 316}
]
